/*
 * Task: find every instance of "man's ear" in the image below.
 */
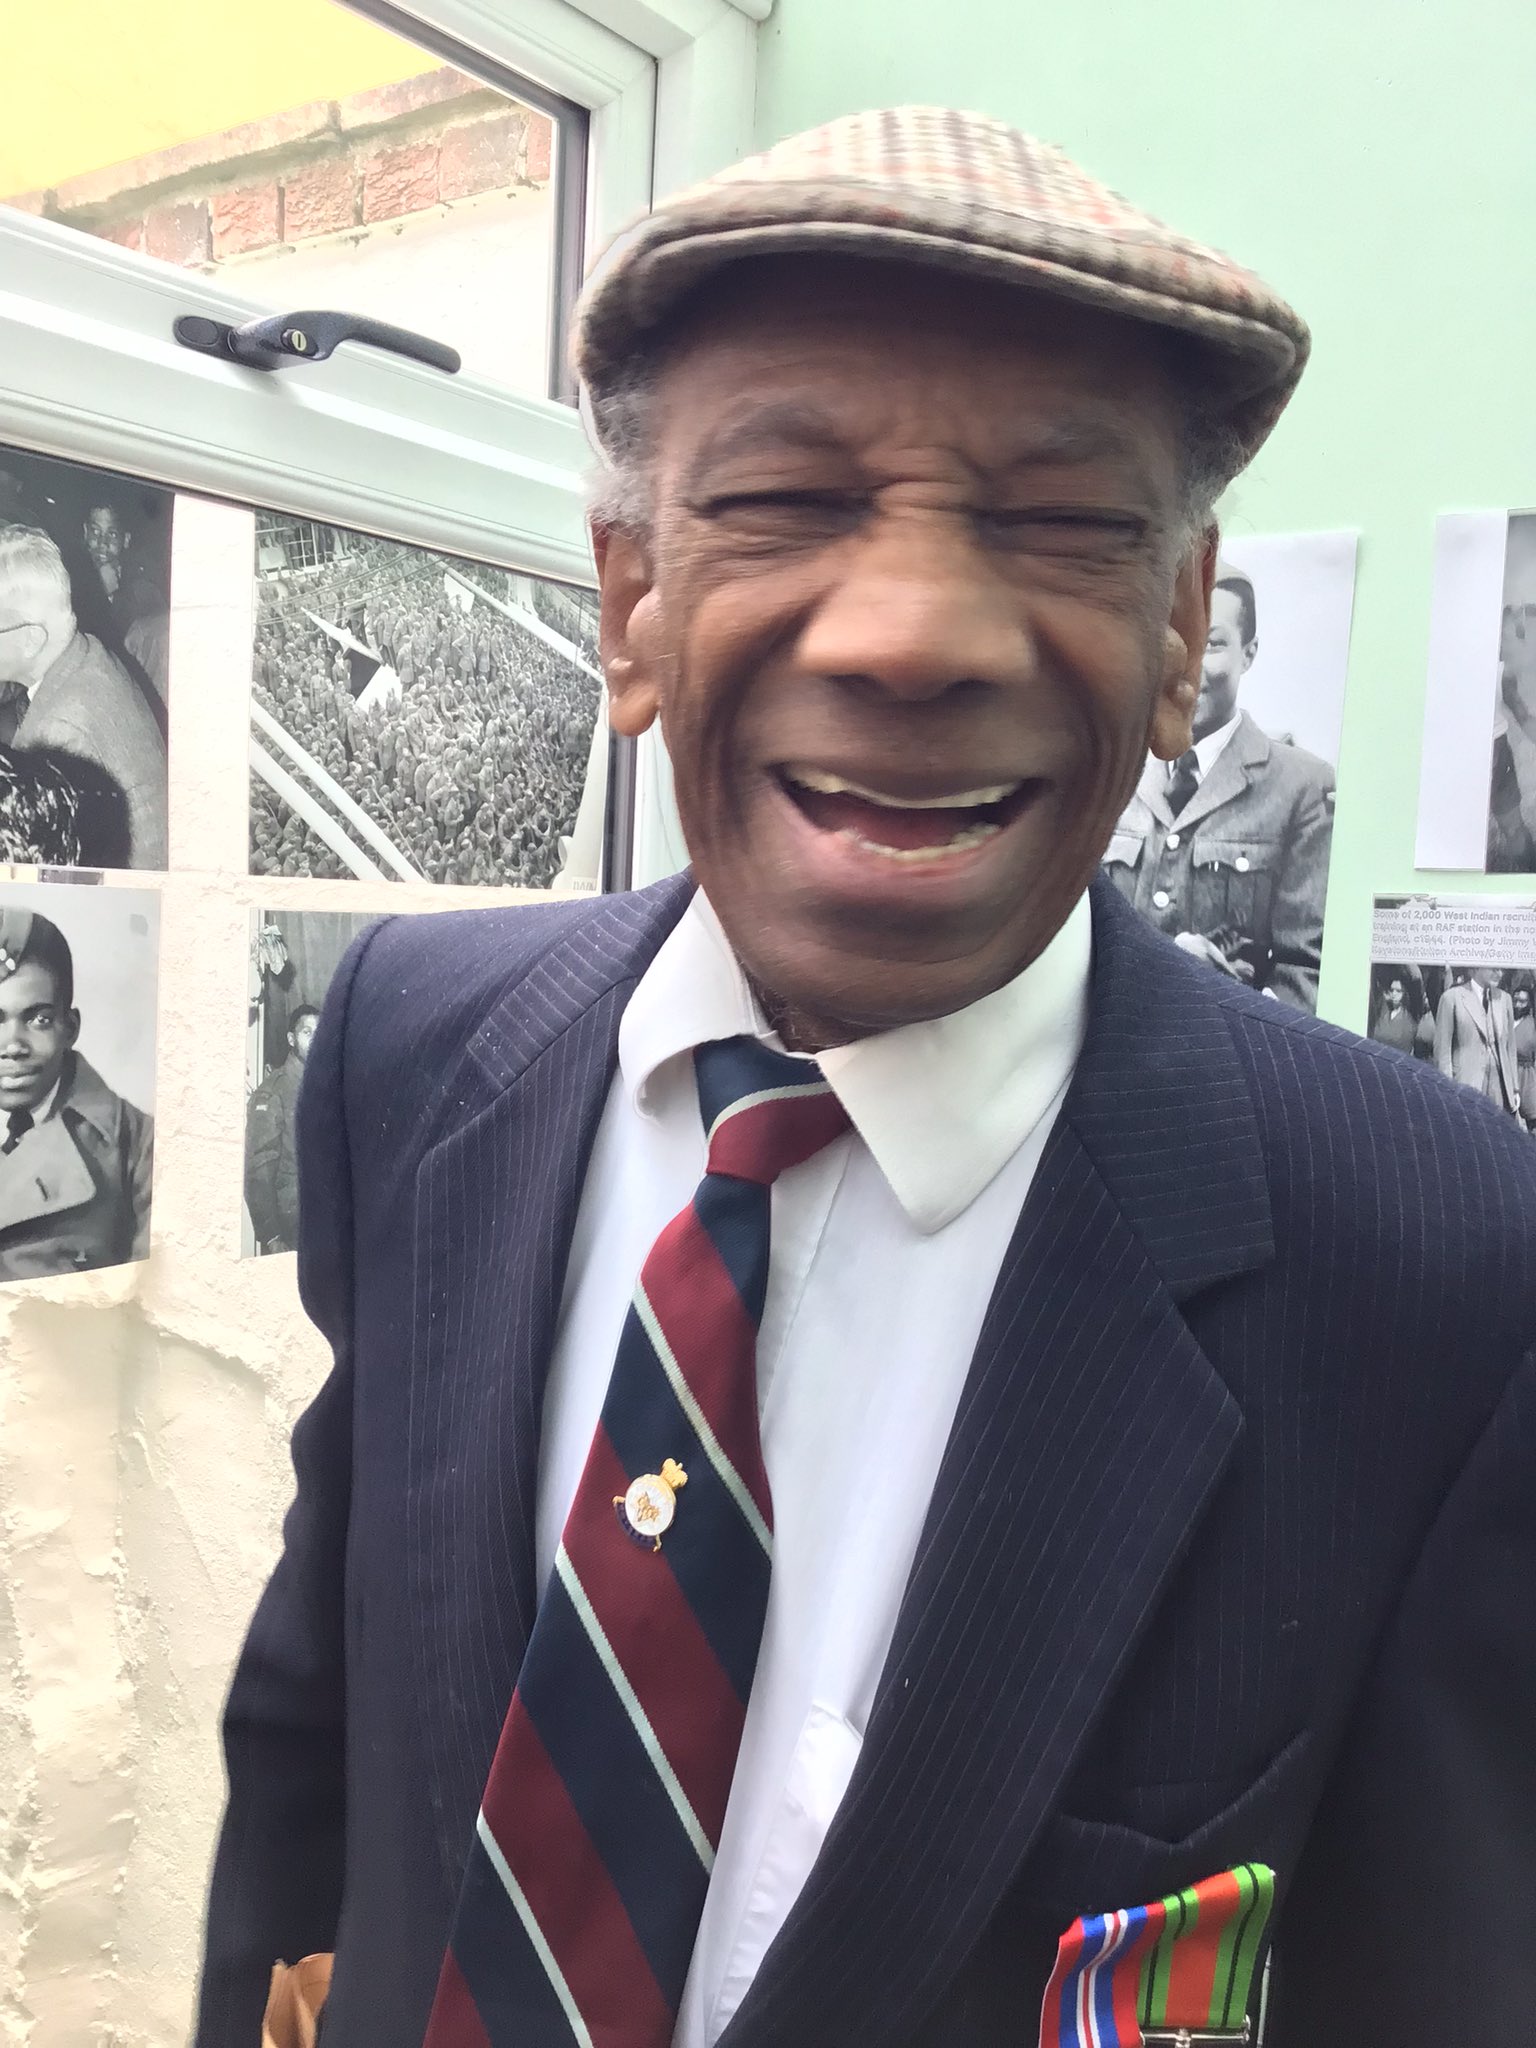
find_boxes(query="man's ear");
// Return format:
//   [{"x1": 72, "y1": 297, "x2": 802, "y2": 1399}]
[
  {"x1": 0, "y1": 623, "x2": 47, "y2": 676},
  {"x1": 591, "y1": 521, "x2": 663, "y2": 739},
  {"x1": 64, "y1": 1008, "x2": 81, "y2": 1049},
  {"x1": 1148, "y1": 528, "x2": 1216, "y2": 762}
]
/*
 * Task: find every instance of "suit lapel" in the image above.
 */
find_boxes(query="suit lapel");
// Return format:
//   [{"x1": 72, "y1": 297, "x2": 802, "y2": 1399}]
[
  {"x1": 723, "y1": 883, "x2": 1274, "y2": 2048},
  {"x1": 1169, "y1": 711, "x2": 1268, "y2": 835},
  {"x1": 406, "y1": 876, "x2": 693, "y2": 1889}
]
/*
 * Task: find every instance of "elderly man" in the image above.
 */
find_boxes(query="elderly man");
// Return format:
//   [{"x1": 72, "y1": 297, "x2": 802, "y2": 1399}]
[
  {"x1": 1434, "y1": 965, "x2": 1520, "y2": 1116},
  {"x1": 197, "y1": 111, "x2": 1536, "y2": 2048},
  {"x1": 0, "y1": 523, "x2": 167, "y2": 868},
  {"x1": 1104, "y1": 564, "x2": 1334, "y2": 1010}
]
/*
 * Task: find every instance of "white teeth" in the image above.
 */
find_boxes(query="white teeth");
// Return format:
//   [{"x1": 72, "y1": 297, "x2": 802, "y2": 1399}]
[
  {"x1": 835, "y1": 822, "x2": 1003, "y2": 862},
  {"x1": 787, "y1": 768, "x2": 1020, "y2": 809}
]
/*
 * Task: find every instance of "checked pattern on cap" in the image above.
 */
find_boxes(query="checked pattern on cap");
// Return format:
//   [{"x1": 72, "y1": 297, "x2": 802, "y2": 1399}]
[{"x1": 424, "y1": 1036, "x2": 850, "y2": 2048}]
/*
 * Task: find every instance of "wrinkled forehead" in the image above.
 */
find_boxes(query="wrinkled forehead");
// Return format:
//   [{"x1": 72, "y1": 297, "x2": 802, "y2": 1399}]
[{"x1": 650, "y1": 254, "x2": 1190, "y2": 488}]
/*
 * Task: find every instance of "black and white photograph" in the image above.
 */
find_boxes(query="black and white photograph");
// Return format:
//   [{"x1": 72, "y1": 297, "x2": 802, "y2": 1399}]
[
  {"x1": 0, "y1": 882, "x2": 159, "y2": 1282},
  {"x1": 1102, "y1": 530, "x2": 1357, "y2": 1012},
  {"x1": 248, "y1": 515, "x2": 606, "y2": 890},
  {"x1": 244, "y1": 907, "x2": 376, "y2": 1257},
  {"x1": 0, "y1": 444, "x2": 171, "y2": 871},
  {"x1": 1416, "y1": 508, "x2": 1536, "y2": 872},
  {"x1": 1370, "y1": 894, "x2": 1536, "y2": 1128}
]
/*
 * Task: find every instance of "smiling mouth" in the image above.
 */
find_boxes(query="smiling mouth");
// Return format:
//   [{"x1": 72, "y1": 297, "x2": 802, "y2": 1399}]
[{"x1": 777, "y1": 765, "x2": 1037, "y2": 863}]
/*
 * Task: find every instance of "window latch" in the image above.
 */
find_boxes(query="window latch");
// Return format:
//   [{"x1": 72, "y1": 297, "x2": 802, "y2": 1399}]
[{"x1": 172, "y1": 308, "x2": 461, "y2": 375}]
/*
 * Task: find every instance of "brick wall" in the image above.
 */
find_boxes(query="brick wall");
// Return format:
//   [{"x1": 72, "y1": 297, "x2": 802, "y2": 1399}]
[{"x1": 9, "y1": 69, "x2": 554, "y2": 269}]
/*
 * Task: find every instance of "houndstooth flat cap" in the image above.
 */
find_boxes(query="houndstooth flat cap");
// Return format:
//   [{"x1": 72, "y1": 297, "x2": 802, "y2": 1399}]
[{"x1": 575, "y1": 106, "x2": 1309, "y2": 481}]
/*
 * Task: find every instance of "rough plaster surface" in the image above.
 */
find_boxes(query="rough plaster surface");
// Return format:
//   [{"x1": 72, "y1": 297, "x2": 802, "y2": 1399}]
[{"x1": 0, "y1": 496, "x2": 564, "y2": 2044}]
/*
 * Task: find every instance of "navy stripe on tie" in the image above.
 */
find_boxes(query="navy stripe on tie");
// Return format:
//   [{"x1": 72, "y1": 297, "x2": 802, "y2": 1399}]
[
  {"x1": 693, "y1": 1036, "x2": 816, "y2": 1132},
  {"x1": 691, "y1": 1174, "x2": 770, "y2": 1325},
  {"x1": 602, "y1": 1316, "x2": 772, "y2": 1700},
  {"x1": 518, "y1": 1574, "x2": 711, "y2": 2008},
  {"x1": 453, "y1": 1830, "x2": 581, "y2": 2048}
]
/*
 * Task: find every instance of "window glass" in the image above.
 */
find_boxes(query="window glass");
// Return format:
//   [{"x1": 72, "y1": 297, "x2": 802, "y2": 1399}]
[{"x1": 0, "y1": 0, "x2": 581, "y2": 398}]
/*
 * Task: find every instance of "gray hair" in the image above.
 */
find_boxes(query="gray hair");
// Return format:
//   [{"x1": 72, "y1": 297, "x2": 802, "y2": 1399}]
[
  {"x1": 586, "y1": 350, "x2": 1241, "y2": 553},
  {"x1": 0, "y1": 524, "x2": 75, "y2": 627}
]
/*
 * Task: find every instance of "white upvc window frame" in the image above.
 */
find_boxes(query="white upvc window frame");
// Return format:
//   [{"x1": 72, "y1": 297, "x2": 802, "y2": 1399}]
[{"x1": 0, "y1": 0, "x2": 764, "y2": 877}]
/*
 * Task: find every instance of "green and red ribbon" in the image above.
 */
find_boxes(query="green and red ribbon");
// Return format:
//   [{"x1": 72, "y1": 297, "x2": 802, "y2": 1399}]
[{"x1": 1038, "y1": 1863, "x2": 1275, "y2": 2047}]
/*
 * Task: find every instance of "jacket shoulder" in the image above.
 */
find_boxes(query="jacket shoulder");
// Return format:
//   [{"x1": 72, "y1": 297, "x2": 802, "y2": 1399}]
[
  {"x1": 1216, "y1": 982, "x2": 1536, "y2": 1334},
  {"x1": 1250, "y1": 721, "x2": 1335, "y2": 797},
  {"x1": 334, "y1": 877, "x2": 690, "y2": 1137}
]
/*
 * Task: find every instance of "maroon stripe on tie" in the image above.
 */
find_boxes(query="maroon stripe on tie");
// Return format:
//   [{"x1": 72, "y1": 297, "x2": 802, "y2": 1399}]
[
  {"x1": 640, "y1": 1212, "x2": 771, "y2": 1523},
  {"x1": 425, "y1": 1951, "x2": 493, "y2": 2048},
  {"x1": 481, "y1": 1716, "x2": 673, "y2": 2047},
  {"x1": 563, "y1": 1425, "x2": 746, "y2": 1844},
  {"x1": 707, "y1": 1091, "x2": 850, "y2": 1183}
]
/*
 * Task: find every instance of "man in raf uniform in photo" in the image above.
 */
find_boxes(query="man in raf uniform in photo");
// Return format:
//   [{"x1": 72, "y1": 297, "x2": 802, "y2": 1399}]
[
  {"x1": 245, "y1": 1004, "x2": 319, "y2": 1256},
  {"x1": 1103, "y1": 563, "x2": 1334, "y2": 1010},
  {"x1": 0, "y1": 908, "x2": 153, "y2": 1280}
]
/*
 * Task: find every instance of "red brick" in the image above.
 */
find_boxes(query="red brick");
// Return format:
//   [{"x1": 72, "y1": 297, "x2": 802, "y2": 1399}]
[
  {"x1": 211, "y1": 180, "x2": 280, "y2": 258},
  {"x1": 144, "y1": 200, "x2": 210, "y2": 266},
  {"x1": 335, "y1": 67, "x2": 477, "y2": 133},
  {"x1": 52, "y1": 102, "x2": 332, "y2": 213},
  {"x1": 360, "y1": 140, "x2": 439, "y2": 223},
  {"x1": 282, "y1": 155, "x2": 356, "y2": 240},
  {"x1": 524, "y1": 112, "x2": 552, "y2": 186},
  {"x1": 437, "y1": 110, "x2": 524, "y2": 202},
  {"x1": 98, "y1": 215, "x2": 147, "y2": 253}
]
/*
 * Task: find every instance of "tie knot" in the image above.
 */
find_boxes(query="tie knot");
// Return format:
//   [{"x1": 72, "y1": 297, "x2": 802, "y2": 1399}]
[{"x1": 694, "y1": 1036, "x2": 850, "y2": 1185}]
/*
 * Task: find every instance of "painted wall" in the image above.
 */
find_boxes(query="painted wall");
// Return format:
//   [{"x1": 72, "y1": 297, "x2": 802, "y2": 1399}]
[{"x1": 755, "y1": 0, "x2": 1536, "y2": 1023}]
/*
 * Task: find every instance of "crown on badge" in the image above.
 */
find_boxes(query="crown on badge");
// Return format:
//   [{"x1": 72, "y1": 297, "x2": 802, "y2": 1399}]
[{"x1": 0, "y1": 910, "x2": 35, "y2": 983}]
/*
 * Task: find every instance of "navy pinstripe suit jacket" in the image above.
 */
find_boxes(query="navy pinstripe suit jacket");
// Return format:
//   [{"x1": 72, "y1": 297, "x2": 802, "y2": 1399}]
[{"x1": 197, "y1": 876, "x2": 1536, "y2": 2048}]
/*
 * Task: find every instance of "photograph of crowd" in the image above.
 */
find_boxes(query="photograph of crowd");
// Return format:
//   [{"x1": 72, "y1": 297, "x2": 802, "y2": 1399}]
[
  {"x1": 244, "y1": 907, "x2": 376, "y2": 1256},
  {"x1": 248, "y1": 515, "x2": 604, "y2": 890},
  {"x1": 0, "y1": 882, "x2": 158, "y2": 1281},
  {"x1": 1103, "y1": 532, "x2": 1356, "y2": 1013},
  {"x1": 1370, "y1": 894, "x2": 1536, "y2": 1130},
  {"x1": 0, "y1": 445, "x2": 171, "y2": 871}
]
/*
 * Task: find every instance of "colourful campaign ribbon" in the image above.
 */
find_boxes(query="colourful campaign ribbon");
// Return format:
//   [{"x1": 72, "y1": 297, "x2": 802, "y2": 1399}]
[{"x1": 1038, "y1": 1864, "x2": 1275, "y2": 2047}]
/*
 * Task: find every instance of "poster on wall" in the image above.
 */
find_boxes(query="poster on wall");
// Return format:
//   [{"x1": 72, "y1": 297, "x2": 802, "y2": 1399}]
[
  {"x1": 247, "y1": 514, "x2": 607, "y2": 892},
  {"x1": 1102, "y1": 530, "x2": 1357, "y2": 1012},
  {"x1": 1414, "y1": 509, "x2": 1536, "y2": 872},
  {"x1": 243, "y1": 906, "x2": 378, "y2": 1258},
  {"x1": 0, "y1": 882, "x2": 159, "y2": 1282},
  {"x1": 1368, "y1": 893, "x2": 1536, "y2": 1128},
  {"x1": 0, "y1": 443, "x2": 170, "y2": 872}
]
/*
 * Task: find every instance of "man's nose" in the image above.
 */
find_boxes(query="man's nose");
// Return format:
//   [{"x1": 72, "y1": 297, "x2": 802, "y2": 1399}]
[{"x1": 793, "y1": 511, "x2": 1033, "y2": 702}]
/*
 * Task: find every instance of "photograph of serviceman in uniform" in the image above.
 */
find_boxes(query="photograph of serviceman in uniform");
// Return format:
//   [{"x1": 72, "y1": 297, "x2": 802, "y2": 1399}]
[{"x1": 1102, "y1": 562, "x2": 1335, "y2": 1011}]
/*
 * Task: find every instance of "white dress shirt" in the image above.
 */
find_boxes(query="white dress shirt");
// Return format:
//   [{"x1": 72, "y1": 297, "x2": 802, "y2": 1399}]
[
  {"x1": 536, "y1": 887, "x2": 1091, "y2": 2046},
  {"x1": 1184, "y1": 709, "x2": 1242, "y2": 787}
]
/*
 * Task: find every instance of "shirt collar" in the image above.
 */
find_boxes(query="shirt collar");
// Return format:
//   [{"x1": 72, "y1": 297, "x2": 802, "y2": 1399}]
[
  {"x1": 619, "y1": 887, "x2": 1091, "y2": 1235},
  {"x1": 1189, "y1": 710, "x2": 1242, "y2": 780}
]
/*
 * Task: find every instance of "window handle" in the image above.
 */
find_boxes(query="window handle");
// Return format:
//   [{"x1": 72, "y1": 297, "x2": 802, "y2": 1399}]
[{"x1": 173, "y1": 308, "x2": 461, "y2": 375}]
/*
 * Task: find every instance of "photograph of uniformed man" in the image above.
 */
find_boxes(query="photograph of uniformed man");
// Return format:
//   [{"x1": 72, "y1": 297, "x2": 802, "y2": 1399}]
[
  {"x1": 244, "y1": 1003, "x2": 317, "y2": 1256},
  {"x1": 0, "y1": 901, "x2": 155, "y2": 1281},
  {"x1": 1103, "y1": 561, "x2": 1336, "y2": 1010},
  {"x1": 244, "y1": 908, "x2": 376, "y2": 1256}
]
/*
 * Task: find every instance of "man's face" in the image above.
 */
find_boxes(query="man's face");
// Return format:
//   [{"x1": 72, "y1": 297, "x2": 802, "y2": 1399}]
[
  {"x1": 0, "y1": 961, "x2": 77, "y2": 1115},
  {"x1": 290, "y1": 1014, "x2": 317, "y2": 1063},
  {"x1": 1386, "y1": 978, "x2": 1405, "y2": 1007},
  {"x1": 596, "y1": 258, "x2": 1209, "y2": 1039},
  {"x1": 1196, "y1": 584, "x2": 1256, "y2": 741},
  {"x1": 1514, "y1": 986, "x2": 1531, "y2": 1019},
  {"x1": 84, "y1": 506, "x2": 127, "y2": 592},
  {"x1": 1472, "y1": 966, "x2": 1503, "y2": 990}
]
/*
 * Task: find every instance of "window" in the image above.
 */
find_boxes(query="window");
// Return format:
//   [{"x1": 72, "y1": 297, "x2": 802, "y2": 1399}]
[{"x1": 2, "y1": 0, "x2": 586, "y2": 402}]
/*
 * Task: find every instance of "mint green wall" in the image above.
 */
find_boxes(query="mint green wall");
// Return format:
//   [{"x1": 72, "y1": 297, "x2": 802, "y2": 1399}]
[{"x1": 754, "y1": 1, "x2": 1536, "y2": 1025}]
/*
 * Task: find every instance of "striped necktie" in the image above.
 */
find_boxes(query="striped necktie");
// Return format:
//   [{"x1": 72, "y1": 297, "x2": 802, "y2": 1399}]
[{"x1": 425, "y1": 1036, "x2": 850, "y2": 2048}]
